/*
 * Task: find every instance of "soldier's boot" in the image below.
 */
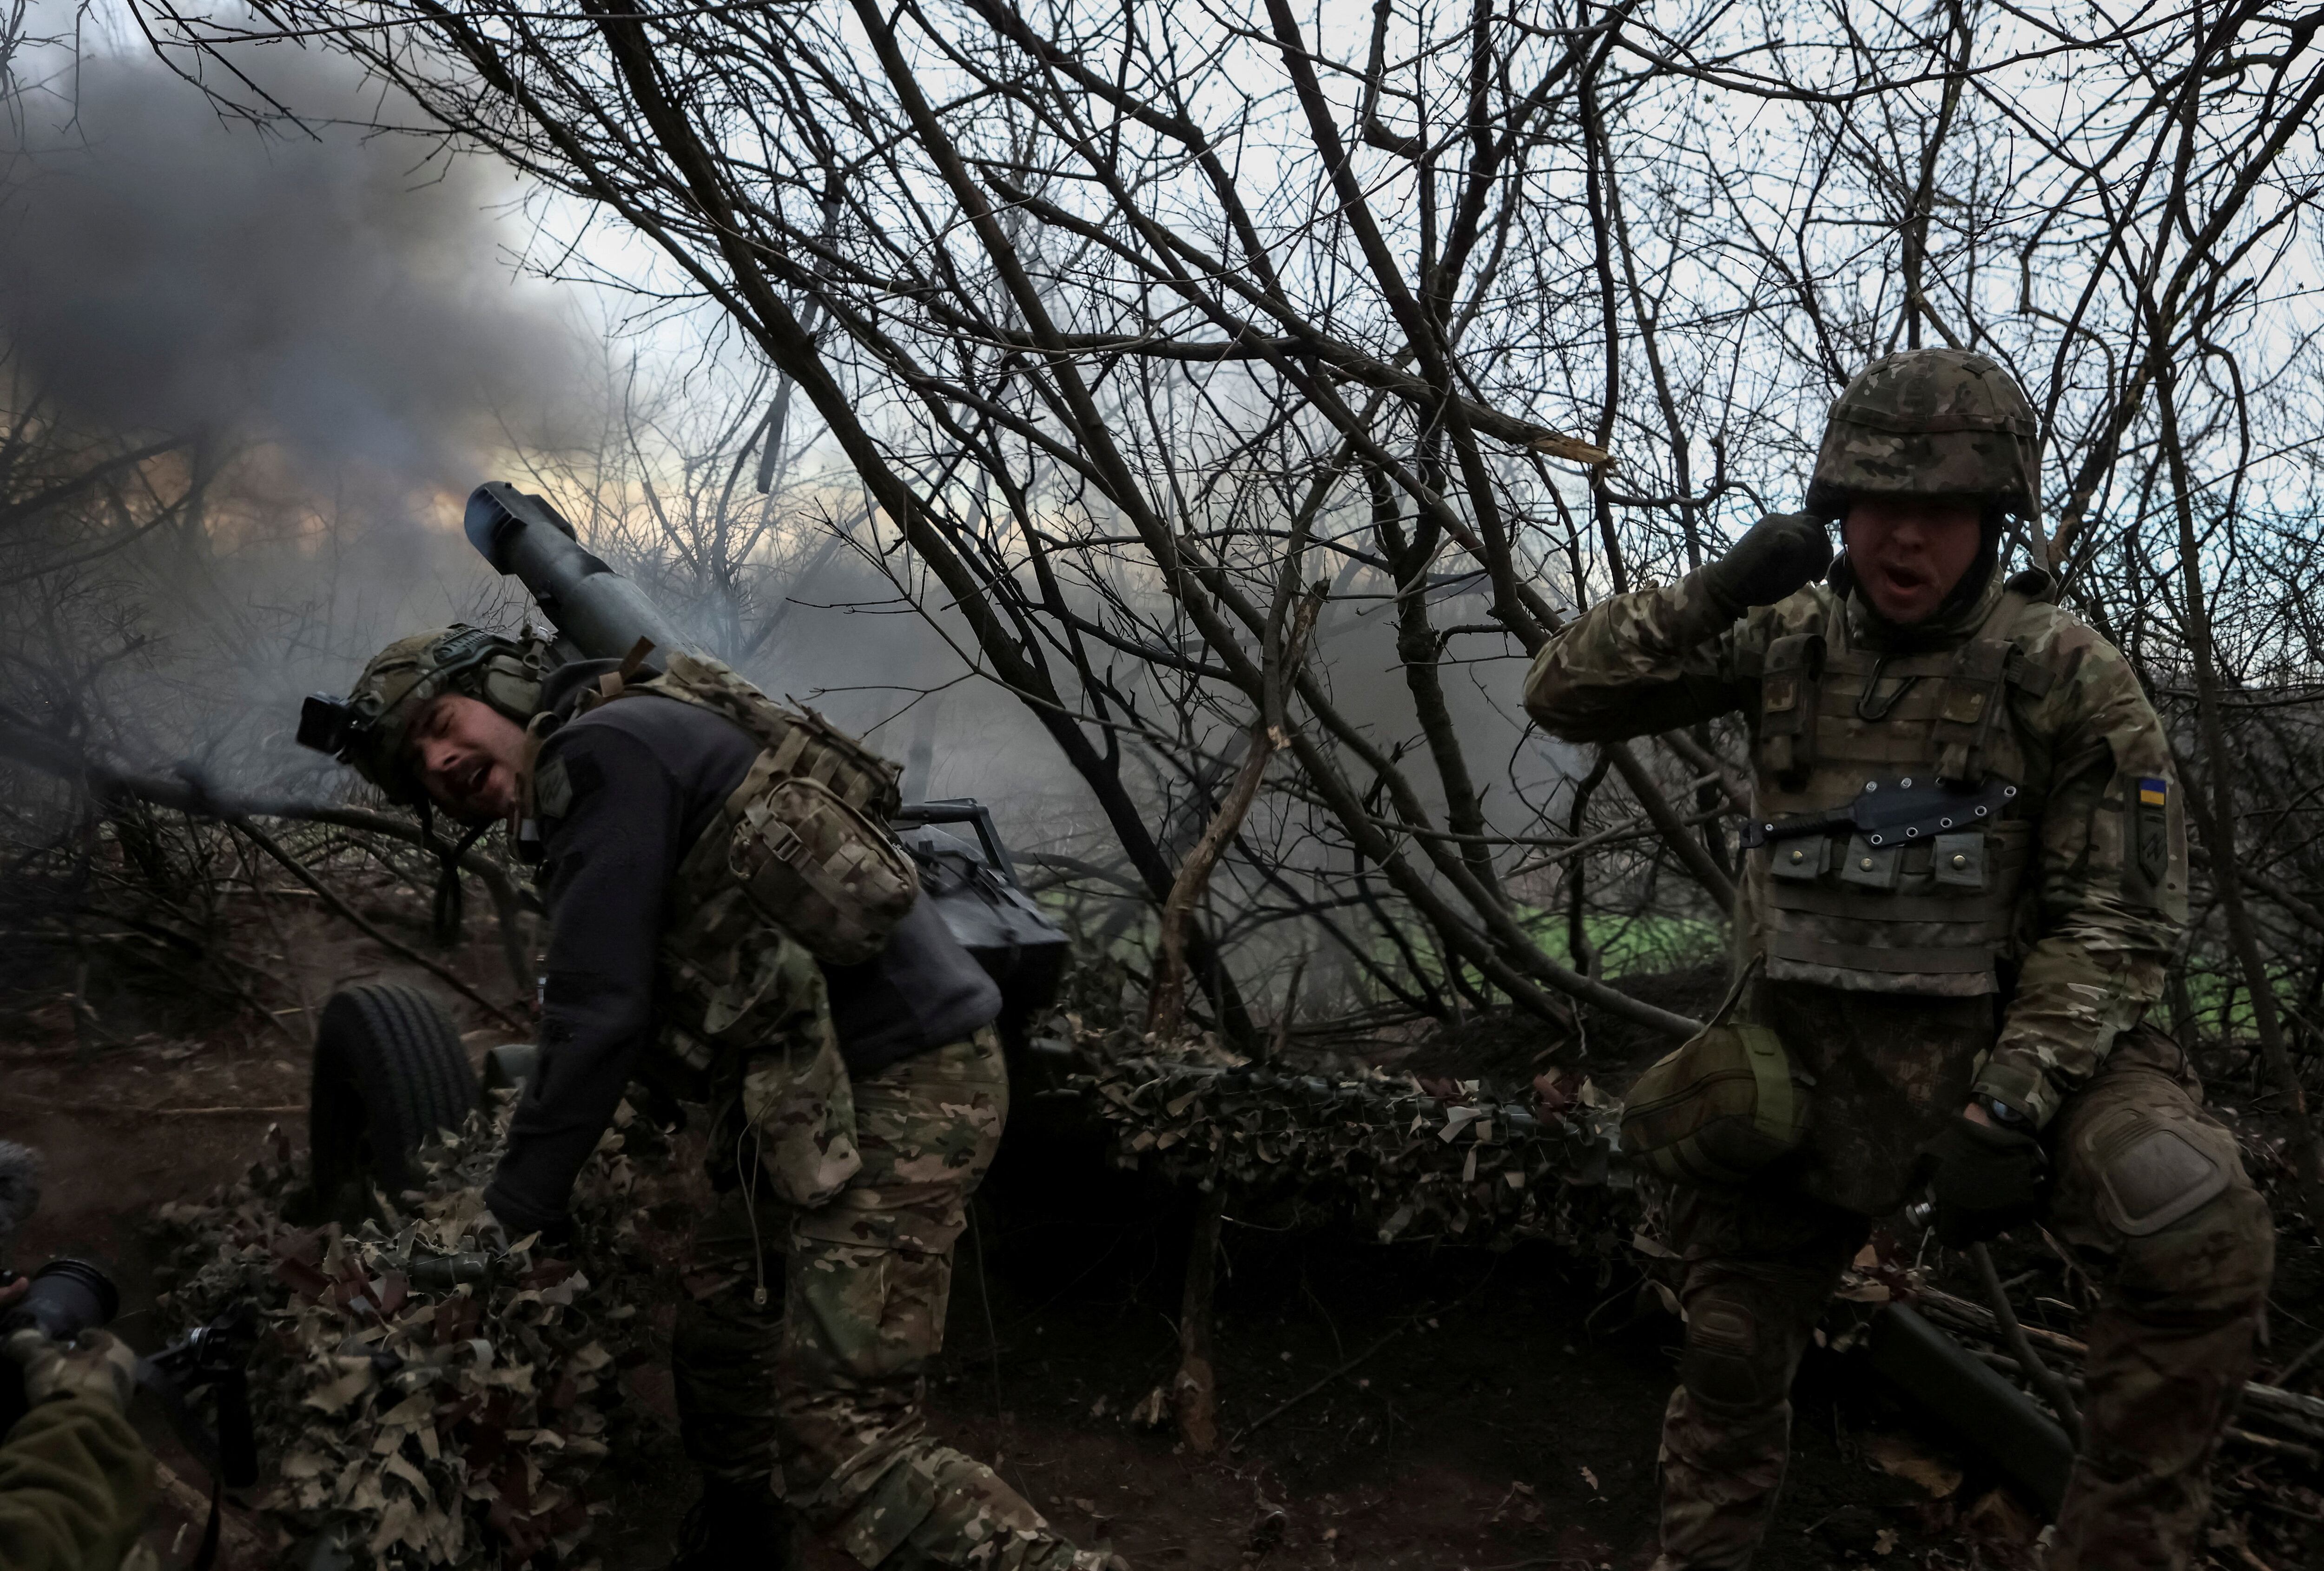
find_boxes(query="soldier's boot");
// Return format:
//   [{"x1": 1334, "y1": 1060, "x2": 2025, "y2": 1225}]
[
  {"x1": 786, "y1": 1431, "x2": 1121, "y2": 1571},
  {"x1": 890, "y1": 1449, "x2": 1128, "y2": 1570},
  {"x1": 670, "y1": 1475, "x2": 799, "y2": 1571}
]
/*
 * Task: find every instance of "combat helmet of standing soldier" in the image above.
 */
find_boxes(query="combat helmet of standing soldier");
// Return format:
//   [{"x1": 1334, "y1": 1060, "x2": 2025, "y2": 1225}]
[
  {"x1": 1525, "y1": 347, "x2": 2275, "y2": 1571},
  {"x1": 302, "y1": 585, "x2": 1127, "y2": 1571}
]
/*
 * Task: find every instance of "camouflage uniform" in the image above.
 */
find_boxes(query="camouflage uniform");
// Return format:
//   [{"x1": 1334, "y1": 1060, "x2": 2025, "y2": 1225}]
[
  {"x1": 677, "y1": 1019, "x2": 1099, "y2": 1570},
  {"x1": 0, "y1": 1332, "x2": 157, "y2": 1571},
  {"x1": 1524, "y1": 350, "x2": 2273, "y2": 1570},
  {"x1": 315, "y1": 634, "x2": 1111, "y2": 1571}
]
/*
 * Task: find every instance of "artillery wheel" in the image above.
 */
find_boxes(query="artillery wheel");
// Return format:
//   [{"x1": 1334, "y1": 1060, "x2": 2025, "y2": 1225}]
[{"x1": 310, "y1": 983, "x2": 476, "y2": 1209}]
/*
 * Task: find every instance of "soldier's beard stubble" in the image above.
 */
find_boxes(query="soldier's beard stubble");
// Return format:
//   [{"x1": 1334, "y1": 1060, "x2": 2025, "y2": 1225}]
[{"x1": 412, "y1": 693, "x2": 527, "y2": 822}]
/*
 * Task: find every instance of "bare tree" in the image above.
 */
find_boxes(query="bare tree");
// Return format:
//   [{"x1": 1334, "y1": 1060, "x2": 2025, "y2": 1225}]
[{"x1": 57, "y1": 1, "x2": 2308, "y2": 1194}]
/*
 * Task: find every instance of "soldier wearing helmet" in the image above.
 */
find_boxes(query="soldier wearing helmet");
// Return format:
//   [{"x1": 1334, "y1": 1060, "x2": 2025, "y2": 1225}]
[
  {"x1": 1526, "y1": 349, "x2": 2273, "y2": 1570},
  {"x1": 304, "y1": 614, "x2": 1121, "y2": 1571},
  {"x1": 301, "y1": 624, "x2": 545, "y2": 806}
]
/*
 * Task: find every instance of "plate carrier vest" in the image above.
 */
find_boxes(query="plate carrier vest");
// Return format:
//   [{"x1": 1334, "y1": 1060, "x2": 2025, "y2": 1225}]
[
  {"x1": 1750, "y1": 576, "x2": 2057, "y2": 997},
  {"x1": 521, "y1": 646, "x2": 919, "y2": 1077}
]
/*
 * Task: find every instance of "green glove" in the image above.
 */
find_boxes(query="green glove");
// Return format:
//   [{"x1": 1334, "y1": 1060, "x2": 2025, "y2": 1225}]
[
  {"x1": 2, "y1": 1326, "x2": 139, "y2": 1411},
  {"x1": 1916, "y1": 1116, "x2": 2046, "y2": 1247},
  {"x1": 1699, "y1": 513, "x2": 1833, "y2": 614}
]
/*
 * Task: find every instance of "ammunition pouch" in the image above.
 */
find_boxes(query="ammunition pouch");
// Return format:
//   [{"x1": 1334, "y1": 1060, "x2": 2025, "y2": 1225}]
[
  {"x1": 1758, "y1": 632, "x2": 1824, "y2": 788},
  {"x1": 724, "y1": 759, "x2": 919, "y2": 968}
]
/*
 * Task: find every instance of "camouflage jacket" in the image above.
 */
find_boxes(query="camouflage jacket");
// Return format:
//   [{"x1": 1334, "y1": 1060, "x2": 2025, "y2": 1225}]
[{"x1": 1524, "y1": 562, "x2": 2187, "y2": 1129}]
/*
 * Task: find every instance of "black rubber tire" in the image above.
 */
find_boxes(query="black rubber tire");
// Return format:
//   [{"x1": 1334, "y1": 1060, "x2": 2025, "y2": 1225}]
[{"x1": 310, "y1": 984, "x2": 477, "y2": 1203}]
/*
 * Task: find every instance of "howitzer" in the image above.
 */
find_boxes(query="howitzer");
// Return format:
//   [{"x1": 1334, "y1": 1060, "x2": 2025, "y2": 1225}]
[
  {"x1": 462, "y1": 482, "x2": 688, "y2": 667},
  {"x1": 457, "y1": 482, "x2": 1070, "y2": 1052}
]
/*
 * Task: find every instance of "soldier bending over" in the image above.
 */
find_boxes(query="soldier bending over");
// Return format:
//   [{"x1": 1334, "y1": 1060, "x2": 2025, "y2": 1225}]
[
  {"x1": 1525, "y1": 349, "x2": 2273, "y2": 1571},
  {"x1": 308, "y1": 628, "x2": 1120, "y2": 1571}
]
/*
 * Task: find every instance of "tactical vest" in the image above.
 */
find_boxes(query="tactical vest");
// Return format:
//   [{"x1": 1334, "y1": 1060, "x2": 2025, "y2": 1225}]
[
  {"x1": 522, "y1": 648, "x2": 918, "y2": 1076},
  {"x1": 1747, "y1": 579, "x2": 2056, "y2": 997}
]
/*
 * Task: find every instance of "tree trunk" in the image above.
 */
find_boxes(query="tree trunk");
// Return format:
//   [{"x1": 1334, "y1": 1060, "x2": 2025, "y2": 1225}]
[
  {"x1": 1173, "y1": 1190, "x2": 1223, "y2": 1454},
  {"x1": 1149, "y1": 725, "x2": 1276, "y2": 1041}
]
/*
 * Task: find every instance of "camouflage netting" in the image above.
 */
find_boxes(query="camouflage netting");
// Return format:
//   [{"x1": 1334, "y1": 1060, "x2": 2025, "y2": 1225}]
[
  {"x1": 1065, "y1": 1021, "x2": 1638, "y2": 1248},
  {"x1": 147, "y1": 1101, "x2": 678, "y2": 1569}
]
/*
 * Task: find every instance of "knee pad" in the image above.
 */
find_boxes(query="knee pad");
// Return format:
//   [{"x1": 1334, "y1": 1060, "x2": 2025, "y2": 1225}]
[
  {"x1": 1682, "y1": 1295, "x2": 1774, "y2": 1409},
  {"x1": 2088, "y1": 1109, "x2": 2234, "y2": 1238},
  {"x1": 2073, "y1": 1109, "x2": 2276, "y2": 1316}
]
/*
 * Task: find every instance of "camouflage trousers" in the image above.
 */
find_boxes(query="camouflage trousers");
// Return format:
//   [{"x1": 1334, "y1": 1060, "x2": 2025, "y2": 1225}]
[
  {"x1": 1653, "y1": 1021, "x2": 2274, "y2": 1571},
  {"x1": 673, "y1": 1030, "x2": 1112, "y2": 1571}
]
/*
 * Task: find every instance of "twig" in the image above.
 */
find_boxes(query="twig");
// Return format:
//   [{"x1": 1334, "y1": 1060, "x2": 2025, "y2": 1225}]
[
  {"x1": 1229, "y1": 1323, "x2": 1406, "y2": 1444},
  {"x1": 149, "y1": 1458, "x2": 271, "y2": 1565},
  {"x1": 2225, "y1": 1426, "x2": 2323, "y2": 1467},
  {"x1": 1968, "y1": 1348, "x2": 2324, "y2": 1466},
  {"x1": 1174, "y1": 1189, "x2": 1223, "y2": 1453},
  {"x1": 1149, "y1": 591, "x2": 1324, "y2": 1040},
  {"x1": 1919, "y1": 1281, "x2": 2324, "y2": 1436},
  {"x1": 1267, "y1": 951, "x2": 1307, "y2": 1064},
  {"x1": 228, "y1": 819, "x2": 526, "y2": 1030},
  {"x1": 2268, "y1": 1327, "x2": 2324, "y2": 1387}
]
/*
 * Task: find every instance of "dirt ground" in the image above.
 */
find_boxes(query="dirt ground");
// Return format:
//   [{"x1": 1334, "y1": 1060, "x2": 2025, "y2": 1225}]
[{"x1": 4, "y1": 965, "x2": 2319, "y2": 1571}]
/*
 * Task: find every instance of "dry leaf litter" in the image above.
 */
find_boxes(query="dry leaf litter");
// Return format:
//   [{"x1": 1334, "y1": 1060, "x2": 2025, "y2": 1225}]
[{"x1": 146, "y1": 1098, "x2": 675, "y2": 1568}]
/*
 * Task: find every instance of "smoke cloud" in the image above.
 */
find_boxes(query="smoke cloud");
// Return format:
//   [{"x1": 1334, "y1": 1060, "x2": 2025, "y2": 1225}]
[{"x1": 0, "y1": 48, "x2": 581, "y2": 481}]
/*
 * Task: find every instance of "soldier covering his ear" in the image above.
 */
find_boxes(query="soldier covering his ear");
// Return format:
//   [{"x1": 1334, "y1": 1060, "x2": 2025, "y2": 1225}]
[
  {"x1": 309, "y1": 622, "x2": 1122, "y2": 1571},
  {"x1": 1525, "y1": 349, "x2": 2273, "y2": 1571}
]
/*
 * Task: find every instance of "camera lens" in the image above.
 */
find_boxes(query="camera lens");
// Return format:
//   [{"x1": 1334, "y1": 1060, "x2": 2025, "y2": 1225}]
[{"x1": 2, "y1": 1259, "x2": 119, "y2": 1341}]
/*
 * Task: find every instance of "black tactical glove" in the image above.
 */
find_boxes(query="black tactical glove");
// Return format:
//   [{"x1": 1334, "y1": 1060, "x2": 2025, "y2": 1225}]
[
  {"x1": 1916, "y1": 1115, "x2": 2046, "y2": 1247},
  {"x1": 1699, "y1": 512, "x2": 1834, "y2": 614}
]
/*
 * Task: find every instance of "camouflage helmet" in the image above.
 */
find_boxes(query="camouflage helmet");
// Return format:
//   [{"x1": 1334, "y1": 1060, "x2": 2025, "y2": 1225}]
[
  {"x1": 1805, "y1": 348, "x2": 2041, "y2": 520},
  {"x1": 297, "y1": 624, "x2": 542, "y2": 802}
]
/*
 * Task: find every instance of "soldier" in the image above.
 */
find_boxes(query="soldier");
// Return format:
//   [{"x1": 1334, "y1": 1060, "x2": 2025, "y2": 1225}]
[
  {"x1": 0, "y1": 1273, "x2": 157, "y2": 1571},
  {"x1": 305, "y1": 629, "x2": 1120, "y2": 1571},
  {"x1": 1525, "y1": 349, "x2": 2274, "y2": 1570}
]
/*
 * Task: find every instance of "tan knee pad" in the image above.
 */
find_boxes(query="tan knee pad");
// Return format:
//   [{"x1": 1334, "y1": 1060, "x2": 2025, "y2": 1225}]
[
  {"x1": 2117, "y1": 1176, "x2": 2276, "y2": 1321},
  {"x1": 2084, "y1": 1104, "x2": 2234, "y2": 1238},
  {"x1": 2064, "y1": 1097, "x2": 2275, "y2": 1316},
  {"x1": 1682, "y1": 1295, "x2": 1779, "y2": 1410}
]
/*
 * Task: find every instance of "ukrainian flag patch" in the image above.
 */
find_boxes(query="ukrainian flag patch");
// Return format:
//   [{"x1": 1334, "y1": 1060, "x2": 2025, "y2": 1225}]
[{"x1": 2139, "y1": 777, "x2": 2169, "y2": 806}]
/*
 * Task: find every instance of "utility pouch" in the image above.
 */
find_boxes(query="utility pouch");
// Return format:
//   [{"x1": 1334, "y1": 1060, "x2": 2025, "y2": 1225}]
[
  {"x1": 725, "y1": 755, "x2": 920, "y2": 966},
  {"x1": 739, "y1": 1028, "x2": 862, "y2": 1208},
  {"x1": 1758, "y1": 633, "x2": 1825, "y2": 787},
  {"x1": 1621, "y1": 970, "x2": 1808, "y2": 1186},
  {"x1": 597, "y1": 647, "x2": 919, "y2": 966}
]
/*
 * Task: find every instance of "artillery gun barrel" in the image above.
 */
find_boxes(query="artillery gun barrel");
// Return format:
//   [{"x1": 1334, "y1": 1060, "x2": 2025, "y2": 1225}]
[{"x1": 462, "y1": 481, "x2": 687, "y2": 665}]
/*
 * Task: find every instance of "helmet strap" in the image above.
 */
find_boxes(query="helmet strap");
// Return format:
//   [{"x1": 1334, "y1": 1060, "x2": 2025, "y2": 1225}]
[{"x1": 430, "y1": 817, "x2": 494, "y2": 947}]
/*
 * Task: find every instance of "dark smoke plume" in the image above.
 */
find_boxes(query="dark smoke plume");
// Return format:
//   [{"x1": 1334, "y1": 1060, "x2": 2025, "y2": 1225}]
[{"x1": 0, "y1": 48, "x2": 579, "y2": 480}]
